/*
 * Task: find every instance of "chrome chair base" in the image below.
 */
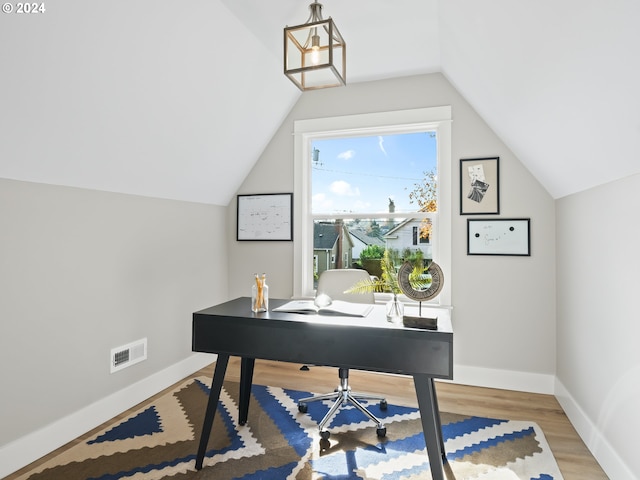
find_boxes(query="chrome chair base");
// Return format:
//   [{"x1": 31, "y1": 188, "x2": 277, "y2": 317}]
[{"x1": 297, "y1": 367, "x2": 387, "y2": 439}]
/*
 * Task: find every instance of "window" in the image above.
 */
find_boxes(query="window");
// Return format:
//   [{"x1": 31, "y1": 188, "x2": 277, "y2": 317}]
[
  {"x1": 311, "y1": 131, "x2": 436, "y2": 283},
  {"x1": 413, "y1": 226, "x2": 430, "y2": 245},
  {"x1": 294, "y1": 107, "x2": 452, "y2": 305}
]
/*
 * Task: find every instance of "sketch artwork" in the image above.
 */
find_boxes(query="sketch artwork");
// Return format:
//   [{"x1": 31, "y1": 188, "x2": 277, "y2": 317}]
[
  {"x1": 460, "y1": 157, "x2": 499, "y2": 215},
  {"x1": 467, "y1": 218, "x2": 530, "y2": 256},
  {"x1": 237, "y1": 193, "x2": 293, "y2": 241},
  {"x1": 467, "y1": 164, "x2": 490, "y2": 203}
]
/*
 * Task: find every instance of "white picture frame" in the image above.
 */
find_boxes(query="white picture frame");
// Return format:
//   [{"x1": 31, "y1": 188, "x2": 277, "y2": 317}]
[{"x1": 467, "y1": 218, "x2": 530, "y2": 256}]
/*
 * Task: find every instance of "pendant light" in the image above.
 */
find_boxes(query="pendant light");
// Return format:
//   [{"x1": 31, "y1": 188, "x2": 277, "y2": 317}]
[{"x1": 284, "y1": 1, "x2": 346, "y2": 91}]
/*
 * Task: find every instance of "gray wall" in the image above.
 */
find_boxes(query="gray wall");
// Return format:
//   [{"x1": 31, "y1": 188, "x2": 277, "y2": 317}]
[
  {"x1": 228, "y1": 73, "x2": 557, "y2": 389},
  {"x1": 0, "y1": 178, "x2": 227, "y2": 447},
  {"x1": 556, "y1": 173, "x2": 640, "y2": 479}
]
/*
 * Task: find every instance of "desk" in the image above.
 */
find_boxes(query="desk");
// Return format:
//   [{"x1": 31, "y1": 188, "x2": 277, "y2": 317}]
[{"x1": 192, "y1": 297, "x2": 453, "y2": 480}]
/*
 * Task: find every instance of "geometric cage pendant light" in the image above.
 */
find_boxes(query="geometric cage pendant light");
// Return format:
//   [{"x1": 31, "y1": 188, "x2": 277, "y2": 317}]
[{"x1": 284, "y1": 0, "x2": 346, "y2": 91}]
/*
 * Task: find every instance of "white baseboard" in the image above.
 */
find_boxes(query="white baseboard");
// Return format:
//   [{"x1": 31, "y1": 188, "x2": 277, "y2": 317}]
[
  {"x1": 449, "y1": 364, "x2": 556, "y2": 394},
  {"x1": 554, "y1": 379, "x2": 636, "y2": 480},
  {"x1": 0, "y1": 353, "x2": 215, "y2": 479}
]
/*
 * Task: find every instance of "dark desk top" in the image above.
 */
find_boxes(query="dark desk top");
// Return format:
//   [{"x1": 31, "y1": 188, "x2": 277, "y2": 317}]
[{"x1": 193, "y1": 297, "x2": 453, "y2": 379}]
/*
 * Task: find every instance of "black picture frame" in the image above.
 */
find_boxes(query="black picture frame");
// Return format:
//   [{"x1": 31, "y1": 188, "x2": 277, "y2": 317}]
[
  {"x1": 467, "y1": 218, "x2": 530, "y2": 256},
  {"x1": 460, "y1": 157, "x2": 500, "y2": 215},
  {"x1": 236, "y1": 193, "x2": 293, "y2": 241}
]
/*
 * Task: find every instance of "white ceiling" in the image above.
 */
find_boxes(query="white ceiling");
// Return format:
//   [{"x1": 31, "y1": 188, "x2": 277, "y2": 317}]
[{"x1": 1, "y1": 0, "x2": 639, "y2": 204}]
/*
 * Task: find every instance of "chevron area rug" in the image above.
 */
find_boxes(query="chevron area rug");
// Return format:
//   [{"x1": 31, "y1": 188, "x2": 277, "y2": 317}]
[{"x1": 16, "y1": 376, "x2": 564, "y2": 480}]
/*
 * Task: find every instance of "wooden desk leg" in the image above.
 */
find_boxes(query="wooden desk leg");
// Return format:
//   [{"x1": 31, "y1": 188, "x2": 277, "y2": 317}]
[
  {"x1": 195, "y1": 354, "x2": 229, "y2": 470},
  {"x1": 413, "y1": 374, "x2": 445, "y2": 480},
  {"x1": 238, "y1": 357, "x2": 255, "y2": 425}
]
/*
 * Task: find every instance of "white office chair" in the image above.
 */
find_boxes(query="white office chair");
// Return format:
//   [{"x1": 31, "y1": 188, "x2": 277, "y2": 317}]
[{"x1": 297, "y1": 269, "x2": 388, "y2": 440}]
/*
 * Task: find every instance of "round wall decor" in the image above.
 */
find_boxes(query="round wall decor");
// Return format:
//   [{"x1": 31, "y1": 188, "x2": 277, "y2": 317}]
[{"x1": 397, "y1": 260, "x2": 444, "y2": 302}]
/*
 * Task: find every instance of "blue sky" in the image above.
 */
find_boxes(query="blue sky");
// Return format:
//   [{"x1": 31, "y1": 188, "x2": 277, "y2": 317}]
[{"x1": 311, "y1": 131, "x2": 437, "y2": 214}]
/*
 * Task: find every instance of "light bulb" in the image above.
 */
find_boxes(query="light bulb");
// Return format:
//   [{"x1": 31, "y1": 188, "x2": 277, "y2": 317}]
[
  {"x1": 311, "y1": 45, "x2": 320, "y2": 65},
  {"x1": 311, "y1": 33, "x2": 321, "y2": 65}
]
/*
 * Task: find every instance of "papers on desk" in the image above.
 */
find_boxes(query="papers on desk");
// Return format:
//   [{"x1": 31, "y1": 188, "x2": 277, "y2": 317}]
[{"x1": 273, "y1": 300, "x2": 373, "y2": 317}]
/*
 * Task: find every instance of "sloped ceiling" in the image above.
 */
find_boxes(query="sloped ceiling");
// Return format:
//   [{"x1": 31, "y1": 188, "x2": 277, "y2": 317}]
[
  {"x1": 438, "y1": 0, "x2": 640, "y2": 198},
  {"x1": 1, "y1": 0, "x2": 638, "y2": 204}
]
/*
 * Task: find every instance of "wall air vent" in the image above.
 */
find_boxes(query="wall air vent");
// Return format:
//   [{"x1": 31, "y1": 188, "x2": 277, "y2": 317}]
[{"x1": 110, "y1": 338, "x2": 147, "y2": 373}]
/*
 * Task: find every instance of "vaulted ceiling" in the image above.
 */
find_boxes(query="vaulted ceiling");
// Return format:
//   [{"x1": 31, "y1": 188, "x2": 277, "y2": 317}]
[{"x1": 1, "y1": 0, "x2": 638, "y2": 204}]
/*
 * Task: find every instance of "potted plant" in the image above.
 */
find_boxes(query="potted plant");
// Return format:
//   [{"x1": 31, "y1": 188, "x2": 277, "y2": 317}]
[{"x1": 346, "y1": 249, "x2": 430, "y2": 323}]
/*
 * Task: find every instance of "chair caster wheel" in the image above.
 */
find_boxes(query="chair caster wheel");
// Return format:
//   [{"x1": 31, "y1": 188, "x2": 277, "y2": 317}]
[
  {"x1": 320, "y1": 430, "x2": 331, "y2": 440},
  {"x1": 376, "y1": 427, "x2": 387, "y2": 437},
  {"x1": 380, "y1": 399, "x2": 388, "y2": 410},
  {"x1": 298, "y1": 403, "x2": 308, "y2": 413}
]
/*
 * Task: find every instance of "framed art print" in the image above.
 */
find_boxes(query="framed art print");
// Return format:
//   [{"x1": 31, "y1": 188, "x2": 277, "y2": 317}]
[
  {"x1": 237, "y1": 193, "x2": 293, "y2": 241},
  {"x1": 467, "y1": 218, "x2": 530, "y2": 256},
  {"x1": 460, "y1": 157, "x2": 500, "y2": 215}
]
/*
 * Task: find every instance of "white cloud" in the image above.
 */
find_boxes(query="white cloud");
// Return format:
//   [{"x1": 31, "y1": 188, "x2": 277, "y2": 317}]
[
  {"x1": 378, "y1": 136, "x2": 387, "y2": 156},
  {"x1": 312, "y1": 193, "x2": 332, "y2": 210},
  {"x1": 338, "y1": 149, "x2": 355, "y2": 160},
  {"x1": 330, "y1": 180, "x2": 360, "y2": 196}
]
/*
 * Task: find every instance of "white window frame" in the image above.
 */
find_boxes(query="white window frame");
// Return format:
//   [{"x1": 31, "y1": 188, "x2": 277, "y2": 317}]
[{"x1": 293, "y1": 106, "x2": 452, "y2": 306}]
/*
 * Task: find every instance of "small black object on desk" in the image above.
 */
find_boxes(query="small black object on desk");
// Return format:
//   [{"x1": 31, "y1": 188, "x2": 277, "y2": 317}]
[{"x1": 403, "y1": 315, "x2": 438, "y2": 330}]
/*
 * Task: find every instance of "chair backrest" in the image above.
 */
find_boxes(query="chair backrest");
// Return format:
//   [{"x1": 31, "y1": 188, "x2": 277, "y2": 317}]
[{"x1": 316, "y1": 269, "x2": 375, "y2": 305}]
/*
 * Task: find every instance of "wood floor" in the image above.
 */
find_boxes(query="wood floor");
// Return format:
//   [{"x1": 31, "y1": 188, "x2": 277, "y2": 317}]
[
  {"x1": 7, "y1": 358, "x2": 609, "y2": 480},
  {"x1": 214, "y1": 358, "x2": 609, "y2": 480}
]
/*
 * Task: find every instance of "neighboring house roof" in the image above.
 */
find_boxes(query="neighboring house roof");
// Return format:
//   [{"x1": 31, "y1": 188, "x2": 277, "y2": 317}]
[
  {"x1": 383, "y1": 218, "x2": 417, "y2": 238},
  {"x1": 314, "y1": 222, "x2": 354, "y2": 250},
  {"x1": 349, "y1": 228, "x2": 385, "y2": 247},
  {"x1": 314, "y1": 223, "x2": 338, "y2": 250}
]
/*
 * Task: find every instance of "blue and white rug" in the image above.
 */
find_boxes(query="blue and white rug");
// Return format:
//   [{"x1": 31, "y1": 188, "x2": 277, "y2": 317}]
[{"x1": 17, "y1": 377, "x2": 564, "y2": 480}]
